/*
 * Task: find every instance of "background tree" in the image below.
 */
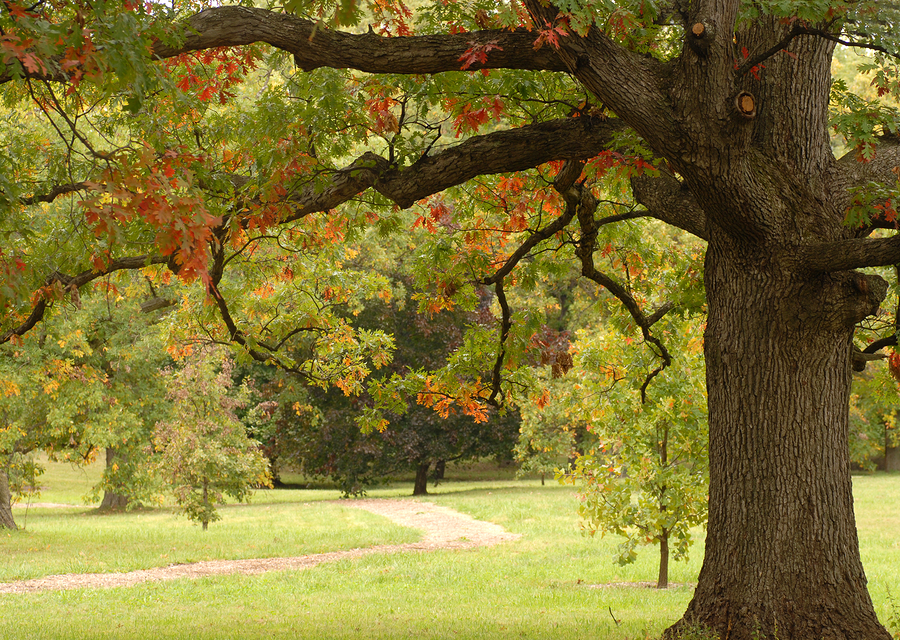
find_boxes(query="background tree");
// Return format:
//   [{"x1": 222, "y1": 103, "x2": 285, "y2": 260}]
[
  {"x1": 0, "y1": 312, "x2": 106, "y2": 529},
  {"x1": 851, "y1": 358, "x2": 900, "y2": 472},
  {"x1": 153, "y1": 347, "x2": 271, "y2": 530},
  {"x1": 1, "y1": 0, "x2": 900, "y2": 637},
  {"x1": 258, "y1": 279, "x2": 520, "y2": 496}
]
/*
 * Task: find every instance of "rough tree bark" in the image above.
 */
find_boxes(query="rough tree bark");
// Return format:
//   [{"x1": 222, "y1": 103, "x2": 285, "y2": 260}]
[
  {"x1": 684, "y1": 233, "x2": 888, "y2": 638},
  {"x1": 0, "y1": 470, "x2": 16, "y2": 531},
  {"x1": 517, "y1": 0, "x2": 896, "y2": 634}
]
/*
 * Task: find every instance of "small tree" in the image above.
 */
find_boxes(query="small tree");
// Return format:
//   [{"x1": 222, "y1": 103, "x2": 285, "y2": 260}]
[
  {"x1": 850, "y1": 355, "x2": 900, "y2": 472},
  {"x1": 154, "y1": 349, "x2": 270, "y2": 530},
  {"x1": 560, "y1": 316, "x2": 708, "y2": 589}
]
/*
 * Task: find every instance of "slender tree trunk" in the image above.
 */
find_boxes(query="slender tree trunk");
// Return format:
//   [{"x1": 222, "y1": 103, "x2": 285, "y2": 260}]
[
  {"x1": 413, "y1": 462, "x2": 429, "y2": 496},
  {"x1": 0, "y1": 470, "x2": 16, "y2": 531},
  {"x1": 98, "y1": 448, "x2": 129, "y2": 512},
  {"x1": 657, "y1": 424, "x2": 668, "y2": 590},
  {"x1": 884, "y1": 424, "x2": 900, "y2": 471},
  {"x1": 658, "y1": 528, "x2": 669, "y2": 590},
  {"x1": 671, "y1": 242, "x2": 891, "y2": 639},
  {"x1": 201, "y1": 480, "x2": 209, "y2": 531},
  {"x1": 434, "y1": 459, "x2": 445, "y2": 480}
]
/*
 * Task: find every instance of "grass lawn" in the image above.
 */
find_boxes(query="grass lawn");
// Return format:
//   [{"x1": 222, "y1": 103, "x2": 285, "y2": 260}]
[{"x1": 0, "y1": 460, "x2": 898, "y2": 639}]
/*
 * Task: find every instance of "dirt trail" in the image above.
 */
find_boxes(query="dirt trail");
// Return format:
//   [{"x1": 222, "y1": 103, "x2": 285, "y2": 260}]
[{"x1": 0, "y1": 499, "x2": 520, "y2": 594}]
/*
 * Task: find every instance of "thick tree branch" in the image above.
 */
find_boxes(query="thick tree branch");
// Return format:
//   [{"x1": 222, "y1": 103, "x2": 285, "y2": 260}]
[
  {"x1": 521, "y1": 0, "x2": 677, "y2": 154},
  {"x1": 374, "y1": 118, "x2": 628, "y2": 208},
  {"x1": 631, "y1": 172, "x2": 708, "y2": 240},
  {"x1": 0, "y1": 254, "x2": 168, "y2": 345},
  {"x1": 229, "y1": 118, "x2": 628, "y2": 223},
  {"x1": 824, "y1": 137, "x2": 900, "y2": 238},
  {"x1": 279, "y1": 153, "x2": 390, "y2": 223},
  {"x1": 150, "y1": 6, "x2": 568, "y2": 73},
  {"x1": 833, "y1": 137, "x2": 900, "y2": 205},
  {"x1": 799, "y1": 235, "x2": 900, "y2": 272}
]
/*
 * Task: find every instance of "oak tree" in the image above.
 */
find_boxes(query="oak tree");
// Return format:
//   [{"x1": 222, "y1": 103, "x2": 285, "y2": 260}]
[{"x1": 3, "y1": 0, "x2": 900, "y2": 637}]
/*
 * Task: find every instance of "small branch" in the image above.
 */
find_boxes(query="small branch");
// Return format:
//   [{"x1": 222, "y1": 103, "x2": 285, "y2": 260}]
[
  {"x1": 736, "y1": 23, "x2": 900, "y2": 79},
  {"x1": 20, "y1": 181, "x2": 91, "y2": 205},
  {"x1": 206, "y1": 282, "x2": 314, "y2": 379},
  {"x1": 735, "y1": 24, "x2": 805, "y2": 78},
  {"x1": 481, "y1": 206, "x2": 577, "y2": 286}
]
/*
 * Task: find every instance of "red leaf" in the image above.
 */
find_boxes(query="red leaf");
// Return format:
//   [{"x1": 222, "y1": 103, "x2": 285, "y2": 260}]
[{"x1": 458, "y1": 41, "x2": 502, "y2": 71}]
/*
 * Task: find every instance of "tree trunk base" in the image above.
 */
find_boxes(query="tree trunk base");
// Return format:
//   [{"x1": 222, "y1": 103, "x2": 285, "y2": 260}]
[
  {"x1": 668, "y1": 584, "x2": 893, "y2": 639},
  {"x1": 656, "y1": 530, "x2": 669, "y2": 589},
  {"x1": 884, "y1": 446, "x2": 900, "y2": 472},
  {"x1": 98, "y1": 491, "x2": 129, "y2": 512},
  {"x1": 0, "y1": 505, "x2": 15, "y2": 530},
  {"x1": 0, "y1": 472, "x2": 16, "y2": 530},
  {"x1": 413, "y1": 463, "x2": 429, "y2": 496}
]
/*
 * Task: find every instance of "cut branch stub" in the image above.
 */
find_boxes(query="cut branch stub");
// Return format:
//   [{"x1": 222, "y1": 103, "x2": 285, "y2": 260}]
[
  {"x1": 735, "y1": 91, "x2": 756, "y2": 119},
  {"x1": 687, "y1": 20, "x2": 714, "y2": 55}
]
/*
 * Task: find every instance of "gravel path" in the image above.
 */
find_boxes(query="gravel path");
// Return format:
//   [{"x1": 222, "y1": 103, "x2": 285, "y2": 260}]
[{"x1": 0, "y1": 499, "x2": 520, "y2": 594}]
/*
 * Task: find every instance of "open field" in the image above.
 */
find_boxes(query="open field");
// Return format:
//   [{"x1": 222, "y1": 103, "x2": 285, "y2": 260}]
[{"x1": 1, "y1": 460, "x2": 898, "y2": 640}]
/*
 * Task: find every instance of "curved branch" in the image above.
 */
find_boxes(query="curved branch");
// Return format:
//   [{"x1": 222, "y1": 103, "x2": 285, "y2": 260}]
[
  {"x1": 571, "y1": 183, "x2": 673, "y2": 402},
  {"x1": 374, "y1": 118, "x2": 629, "y2": 208},
  {"x1": 230, "y1": 117, "x2": 628, "y2": 222},
  {"x1": 0, "y1": 254, "x2": 168, "y2": 345},
  {"x1": 207, "y1": 282, "x2": 313, "y2": 379},
  {"x1": 521, "y1": 0, "x2": 677, "y2": 154},
  {"x1": 151, "y1": 6, "x2": 568, "y2": 73},
  {"x1": 486, "y1": 279, "x2": 512, "y2": 407},
  {"x1": 829, "y1": 136, "x2": 900, "y2": 214}
]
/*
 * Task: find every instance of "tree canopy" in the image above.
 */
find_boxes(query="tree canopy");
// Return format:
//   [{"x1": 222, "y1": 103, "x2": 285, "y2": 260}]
[{"x1": 2, "y1": 0, "x2": 900, "y2": 637}]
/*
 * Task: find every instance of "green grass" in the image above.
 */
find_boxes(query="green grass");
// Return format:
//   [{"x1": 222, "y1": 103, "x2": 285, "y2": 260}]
[{"x1": 0, "y1": 461, "x2": 898, "y2": 640}]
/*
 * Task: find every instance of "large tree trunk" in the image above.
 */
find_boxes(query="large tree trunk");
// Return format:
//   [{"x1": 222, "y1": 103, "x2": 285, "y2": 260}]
[
  {"x1": 0, "y1": 470, "x2": 16, "y2": 530},
  {"x1": 671, "y1": 242, "x2": 891, "y2": 639},
  {"x1": 412, "y1": 462, "x2": 429, "y2": 496}
]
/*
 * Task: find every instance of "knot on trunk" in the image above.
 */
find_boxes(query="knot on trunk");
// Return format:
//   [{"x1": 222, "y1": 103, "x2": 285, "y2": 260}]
[
  {"x1": 845, "y1": 271, "x2": 888, "y2": 325},
  {"x1": 791, "y1": 271, "x2": 886, "y2": 332}
]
